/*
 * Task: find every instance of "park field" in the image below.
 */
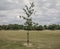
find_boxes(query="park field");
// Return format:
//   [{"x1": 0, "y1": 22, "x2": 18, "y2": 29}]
[{"x1": 0, "y1": 30, "x2": 60, "y2": 49}]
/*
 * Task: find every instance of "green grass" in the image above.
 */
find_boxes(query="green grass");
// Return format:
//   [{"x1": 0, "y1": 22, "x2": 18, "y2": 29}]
[{"x1": 0, "y1": 30, "x2": 60, "y2": 49}]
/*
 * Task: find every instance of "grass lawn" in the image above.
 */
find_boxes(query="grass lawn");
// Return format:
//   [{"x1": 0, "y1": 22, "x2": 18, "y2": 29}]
[{"x1": 0, "y1": 30, "x2": 60, "y2": 49}]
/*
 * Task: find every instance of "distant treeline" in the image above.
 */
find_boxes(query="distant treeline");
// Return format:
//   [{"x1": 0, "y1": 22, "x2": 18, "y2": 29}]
[{"x1": 0, "y1": 24, "x2": 60, "y2": 30}]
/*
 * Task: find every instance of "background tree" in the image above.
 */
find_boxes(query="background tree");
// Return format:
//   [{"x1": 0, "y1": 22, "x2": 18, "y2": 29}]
[
  {"x1": 48, "y1": 24, "x2": 57, "y2": 30},
  {"x1": 37, "y1": 25, "x2": 44, "y2": 30},
  {"x1": 44, "y1": 25, "x2": 48, "y2": 30},
  {"x1": 0, "y1": 24, "x2": 60, "y2": 30},
  {"x1": 20, "y1": 2, "x2": 35, "y2": 46}
]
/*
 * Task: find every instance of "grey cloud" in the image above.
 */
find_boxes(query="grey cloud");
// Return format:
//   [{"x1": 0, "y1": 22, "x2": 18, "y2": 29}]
[
  {"x1": 56, "y1": 22, "x2": 60, "y2": 24},
  {"x1": 0, "y1": 0, "x2": 24, "y2": 10},
  {"x1": 0, "y1": 15, "x2": 7, "y2": 17},
  {"x1": 0, "y1": 0, "x2": 60, "y2": 25}
]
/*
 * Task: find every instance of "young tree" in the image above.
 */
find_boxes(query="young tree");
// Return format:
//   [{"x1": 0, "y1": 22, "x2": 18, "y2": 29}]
[{"x1": 20, "y1": 2, "x2": 35, "y2": 46}]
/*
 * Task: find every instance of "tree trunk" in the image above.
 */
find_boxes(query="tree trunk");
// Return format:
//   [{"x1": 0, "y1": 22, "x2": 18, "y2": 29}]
[{"x1": 27, "y1": 31, "x2": 29, "y2": 46}]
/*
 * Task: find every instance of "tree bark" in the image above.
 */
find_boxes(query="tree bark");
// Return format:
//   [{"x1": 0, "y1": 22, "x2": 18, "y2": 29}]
[{"x1": 27, "y1": 31, "x2": 29, "y2": 46}]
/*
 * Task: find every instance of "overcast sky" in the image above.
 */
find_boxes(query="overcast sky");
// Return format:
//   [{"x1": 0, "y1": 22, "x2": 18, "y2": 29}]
[{"x1": 0, "y1": 0, "x2": 60, "y2": 25}]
